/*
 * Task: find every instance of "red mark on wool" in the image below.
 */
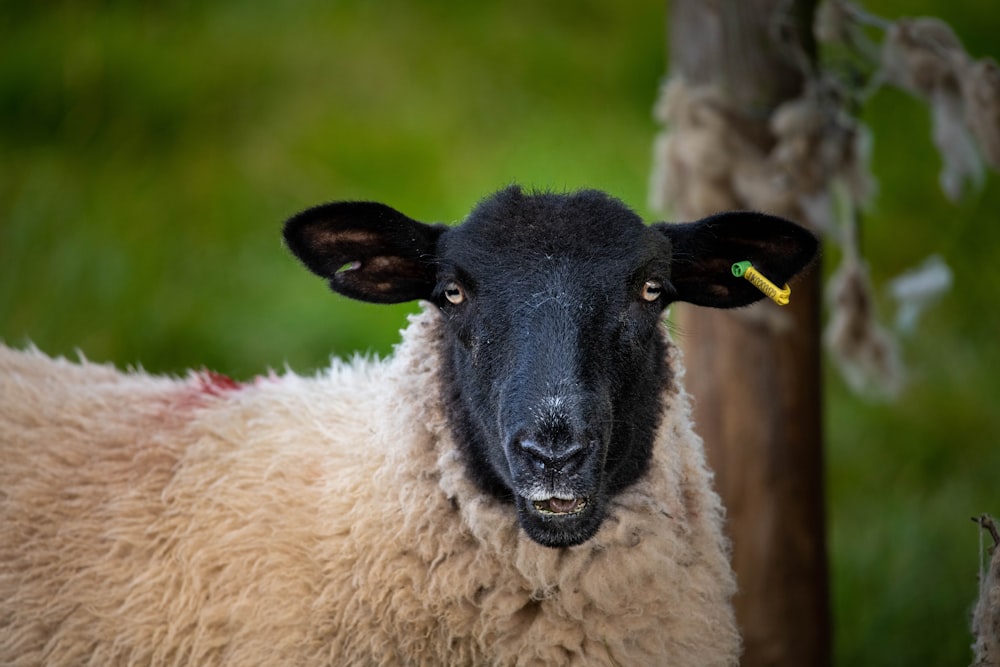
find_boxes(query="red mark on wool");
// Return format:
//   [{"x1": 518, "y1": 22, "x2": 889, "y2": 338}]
[
  {"x1": 196, "y1": 370, "x2": 244, "y2": 396},
  {"x1": 170, "y1": 369, "x2": 278, "y2": 413}
]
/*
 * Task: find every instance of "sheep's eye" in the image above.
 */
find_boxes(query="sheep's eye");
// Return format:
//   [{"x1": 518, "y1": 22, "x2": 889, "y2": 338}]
[
  {"x1": 640, "y1": 279, "x2": 663, "y2": 302},
  {"x1": 443, "y1": 281, "x2": 465, "y2": 305}
]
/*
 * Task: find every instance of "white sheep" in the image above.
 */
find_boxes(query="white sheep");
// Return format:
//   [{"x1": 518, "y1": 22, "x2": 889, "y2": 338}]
[{"x1": 0, "y1": 186, "x2": 817, "y2": 666}]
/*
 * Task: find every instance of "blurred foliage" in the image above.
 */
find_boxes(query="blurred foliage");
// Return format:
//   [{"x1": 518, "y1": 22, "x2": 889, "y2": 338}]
[{"x1": 0, "y1": 1, "x2": 997, "y2": 664}]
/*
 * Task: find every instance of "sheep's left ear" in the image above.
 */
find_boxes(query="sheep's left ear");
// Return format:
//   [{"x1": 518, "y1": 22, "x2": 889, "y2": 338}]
[
  {"x1": 284, "y1": 201, "x2": 446, "y2": 304},
  {"x1": 654, "y1": 211, "x2": 819, "y2": 309}
]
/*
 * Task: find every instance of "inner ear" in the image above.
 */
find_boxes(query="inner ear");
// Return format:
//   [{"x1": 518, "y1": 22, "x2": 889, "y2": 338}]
[
  {"x1": 284, "y1": 201, "x2": 446, "y2": 304},
  {"x1": 655, "y1": 211, "x2": 818, "y2": 309}
]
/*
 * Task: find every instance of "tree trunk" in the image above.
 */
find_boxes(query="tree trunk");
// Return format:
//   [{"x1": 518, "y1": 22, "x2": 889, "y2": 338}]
[{"x1": 663, "y1": 2, "x2": 831, "y2": 665}]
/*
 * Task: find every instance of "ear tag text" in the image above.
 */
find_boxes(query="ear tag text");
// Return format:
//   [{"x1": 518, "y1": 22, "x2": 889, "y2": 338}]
[{"x1": 731, "y1": 261, "x2": 791, "y2": 306}]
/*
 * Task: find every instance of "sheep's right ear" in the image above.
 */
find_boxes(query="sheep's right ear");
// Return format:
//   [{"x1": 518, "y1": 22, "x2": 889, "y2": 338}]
[
  {"x1": 283, "y1": 201, "x2": 445, "y2": 304},
  {"x1": 654, "y1": 211, "x2": 818, "y2": 309}
]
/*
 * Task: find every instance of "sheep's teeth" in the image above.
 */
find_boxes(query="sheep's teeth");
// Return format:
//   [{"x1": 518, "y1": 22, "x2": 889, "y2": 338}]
[{"x1": 532, "y1": 497, "x2": 586, "y2": 515}]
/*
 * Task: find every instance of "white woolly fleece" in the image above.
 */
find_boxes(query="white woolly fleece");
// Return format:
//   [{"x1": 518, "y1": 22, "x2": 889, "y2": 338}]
[{"x1": 0, "y1": 308, "x2": 739, "y2": 666}]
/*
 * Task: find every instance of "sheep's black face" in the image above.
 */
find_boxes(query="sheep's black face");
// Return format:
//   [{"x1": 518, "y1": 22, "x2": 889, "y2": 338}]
[
  {"x1": 284, "y1": 185, "x2": 819, "y2": 549},
  {"x1": 432, "y1": 190, "x2": 672, "y2": 547}
]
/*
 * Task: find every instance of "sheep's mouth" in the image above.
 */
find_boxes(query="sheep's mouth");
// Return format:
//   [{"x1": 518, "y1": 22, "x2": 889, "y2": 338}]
[
  {"x1": 516, "y1": 492, "x2": 605, "y2": 548},
  {"x1": 531, "y1": 496, "x2": 588, "y2": 516}
]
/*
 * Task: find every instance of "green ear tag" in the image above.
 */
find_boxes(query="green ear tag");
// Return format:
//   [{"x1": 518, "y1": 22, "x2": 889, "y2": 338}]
[{"x1": 731, "y1": 261, "x2": 752, "y2": 278}]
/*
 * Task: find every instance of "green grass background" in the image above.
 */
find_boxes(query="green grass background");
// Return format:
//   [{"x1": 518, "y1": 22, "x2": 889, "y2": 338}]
[{"x1": 2, "y1": 1, "x2": 998, "y2": 663}]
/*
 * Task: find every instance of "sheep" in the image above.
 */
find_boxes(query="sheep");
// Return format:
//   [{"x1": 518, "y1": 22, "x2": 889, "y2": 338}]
[{"x1": 0, "y1": 185, "x2": 818, "y2": 666}]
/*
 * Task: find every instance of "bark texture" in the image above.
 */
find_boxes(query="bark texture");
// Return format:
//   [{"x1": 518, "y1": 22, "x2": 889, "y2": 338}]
[{"x1": 662, "y1": 1, "x2": 831, "y2": 665}]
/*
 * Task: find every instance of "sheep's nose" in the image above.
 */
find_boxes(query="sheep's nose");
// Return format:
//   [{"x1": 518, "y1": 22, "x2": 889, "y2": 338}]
[{"x1": 516, "y1": 437, "x2": 585, "y2": 471}]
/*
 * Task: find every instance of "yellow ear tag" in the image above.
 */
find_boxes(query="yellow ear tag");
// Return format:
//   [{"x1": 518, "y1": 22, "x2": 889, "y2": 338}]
[{"x1": 731, "y1": 261, "x2": 791, "y2": 306}]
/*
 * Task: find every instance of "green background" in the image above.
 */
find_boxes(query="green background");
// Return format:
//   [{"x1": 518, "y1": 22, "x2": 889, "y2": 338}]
[{"x1": 2, "y1": 1, "x2": 998, "y2": 664}]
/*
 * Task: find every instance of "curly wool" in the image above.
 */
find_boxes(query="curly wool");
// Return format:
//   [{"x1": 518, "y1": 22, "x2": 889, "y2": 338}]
[{"x1": 0, "y1": 308, "x2": 738, "y2": 666}]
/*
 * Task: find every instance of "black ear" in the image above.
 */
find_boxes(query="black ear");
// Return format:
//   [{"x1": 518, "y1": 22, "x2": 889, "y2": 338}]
[
  {"x1": 283, "y1": 201, "x2": 446, "y2": 304},
  {"x1": 655, "y1": 211, "x2": 819, "y2": 309}
]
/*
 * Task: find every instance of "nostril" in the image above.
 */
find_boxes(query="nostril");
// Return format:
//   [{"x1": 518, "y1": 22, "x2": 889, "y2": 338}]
[
  {"x1": 557, "y1": 441, "x2": 584, "y2": 462},
  {"x1": 517, "y1": 439, "x2": 549, "y2": 471},
  {"x1": 518, "y1": 438, "x2": 545, "y2": 459}
]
